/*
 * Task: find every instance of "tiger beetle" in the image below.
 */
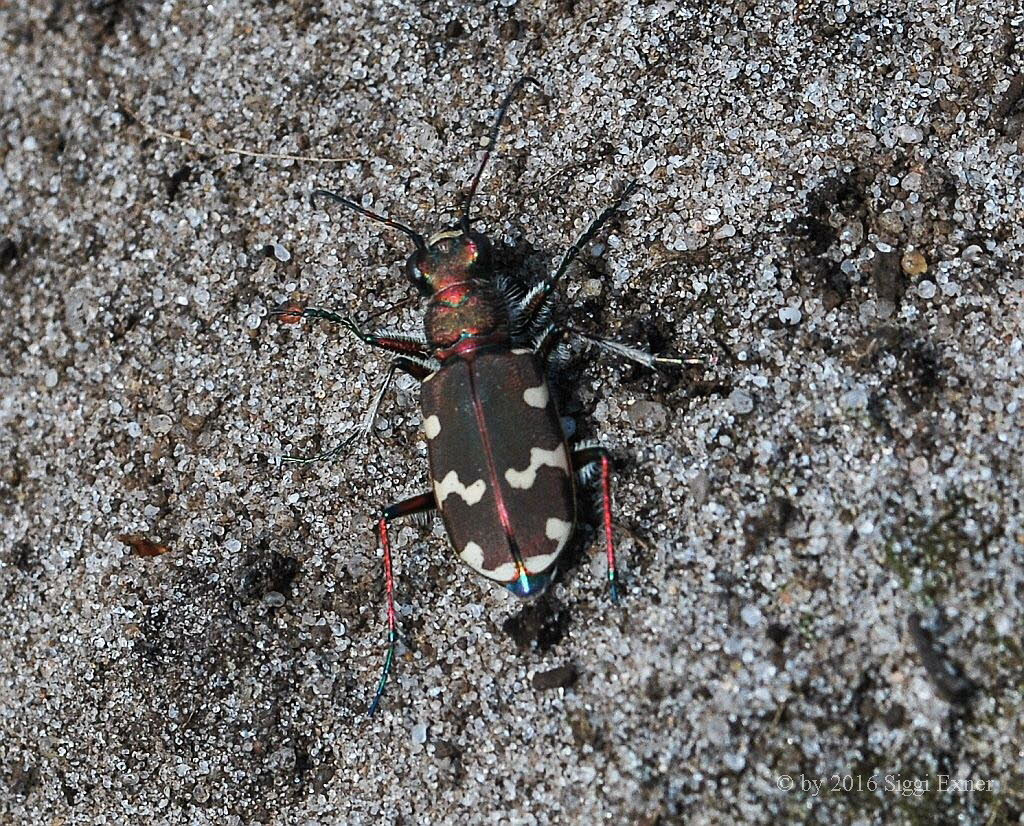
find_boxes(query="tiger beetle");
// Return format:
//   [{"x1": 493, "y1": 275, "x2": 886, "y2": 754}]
[{"x1": 277, "y1": 78, "x2": 701, "y2": 714}]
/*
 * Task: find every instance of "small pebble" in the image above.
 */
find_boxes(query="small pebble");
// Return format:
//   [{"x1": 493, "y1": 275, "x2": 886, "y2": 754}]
[
  {"x1": 532, "y1": 665, "x2": 578, "y2": 690},
  {"x1": 689, "y1": 471, "x2": 709, "y2": 506},
  {"x1": 901, "y1": 171, "x2": 923, "y2": 191},
  {"x1": 411, "y1": 723, "x2": 428, "y2": 745},
  {"x1": 778, "y1": 307, "x2": 801, "y2": 325},
  {"x1": 896, "y1": 124, "x2": 924, "y2": 144},
  {"x1": 962, "y1": 245, "x2": 983, "y2": 263},
  {"x1": 262, "y1": 591, "x2": 286, "y2": 608},
  {"x1": 729, "y1": 389, "x2": 755, "y2": 414},
  {"x1": 901, "y1": 250, "x2": 927, "y2": 276},
  {"x1": 626, "y1": 400, "x2": 668, "y2": 431},
  {"x1": 877, "y1": 211, "x2": 904, "y2": 236},
  {"x1": 839, "y1": 220, "x2": 864, "y2": 246},
  {"x1": 149, "y1": 414, "x2": 173, "y2": 436},
  {"x1": 842, "y1": 387, "x2": 869, "y2": 410},
  {"x1": 741, "y1": 604, "x2": 763, "y2": 627},
  {"x1": 273, "y1": 243, "x2": 291, "y2": 262},
  {"x1": 182, "y1": 414, "x2": 207, "y2": 432},
  {"x1": 917, "y1": 280, "x2": 936, "y2": 299}
]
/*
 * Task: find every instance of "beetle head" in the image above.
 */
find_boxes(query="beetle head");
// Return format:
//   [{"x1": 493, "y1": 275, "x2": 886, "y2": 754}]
[{"x1": 405, "y1": 228, "x2": 493, "y2": 296}]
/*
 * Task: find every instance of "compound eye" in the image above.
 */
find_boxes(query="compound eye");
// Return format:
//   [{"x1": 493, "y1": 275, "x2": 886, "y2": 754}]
[{"x1": 406, "y1": 255, "x2": 433, "y2": 296}]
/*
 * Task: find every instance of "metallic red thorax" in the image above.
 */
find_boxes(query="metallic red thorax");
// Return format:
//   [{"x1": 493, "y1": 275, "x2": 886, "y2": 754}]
[{"x1": 412, "y1": 231, "x2": 510, "y2": 361}]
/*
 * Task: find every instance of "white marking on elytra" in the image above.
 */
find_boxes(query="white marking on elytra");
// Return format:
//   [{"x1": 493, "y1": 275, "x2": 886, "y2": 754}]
[
  {"x1": 423, "y1": 415, "x2": 441, "y2": 439},
  {"x1": 511, "y1": 348, "x2": 532, "y2": 355},
  {"x1": 461, "y1": 541, "x2": 516, "y2": 580},
  {"x1": 504, "y1": 445, "x2": 569, "y2": 489},
  {"x1": 460, "y1": 541, "x2": 485, "y2": 571},
  {"x1": 545, "y1": 517, "x2": 573, "y2": 548},
  {"x1": 524, "y1": 550, "x2": 559, "y2": 575},
  {"x1": 423, "y1": 371, "x2": 437, "y2": 383},
  {"x1": 522, "y1": 382, "x2": 549, "y2": 408},
  {"x1": 522, "y1": 518, "x2": 573, "y2": 573},
  {"x1": 434, "y1": 470, "x2": 487, "y2": 505}
]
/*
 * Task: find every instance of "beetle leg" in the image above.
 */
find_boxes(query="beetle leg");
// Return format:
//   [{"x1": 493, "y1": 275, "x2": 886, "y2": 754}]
[
  {"x1": 564, "y1": 325, "x2": 705, "y2": 372},
  {"x1": 348, "y1": 355, "x2": 435, "y2": 446},
  {"x1": 517, "y1": 181, "x2": 640, "y2": 325},
  {"x1": 572, "y1": 444, "x2": 619, "y2": 602},
  {"x1": 340, "y1": 314, "x2": 429, "y2": 358},
  {"x1": 534, "y1": 323, "x2": 566, "y2": 367},
  {"x1": 536, "y1": 323, "x2": 703, "y2": 373},
  {"x1": 277, "y1": 303, "x2": 429, "y2": 358},
  {"x1": 282, "y1": 356, "x2": 435, "y2": 464},
  {"x1": 371, "y1": 490, "x2": 437, "y2": 715}
]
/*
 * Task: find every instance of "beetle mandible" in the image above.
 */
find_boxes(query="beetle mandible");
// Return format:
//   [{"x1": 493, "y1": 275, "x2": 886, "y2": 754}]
[{"x1": 279, "y1": 78, "x2": 699, "y2": 713}]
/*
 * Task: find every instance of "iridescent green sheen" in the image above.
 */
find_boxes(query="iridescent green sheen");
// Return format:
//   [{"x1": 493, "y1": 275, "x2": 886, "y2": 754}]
[{"x1": 506, "y1": 568, "x2": 552, "y2": 600}]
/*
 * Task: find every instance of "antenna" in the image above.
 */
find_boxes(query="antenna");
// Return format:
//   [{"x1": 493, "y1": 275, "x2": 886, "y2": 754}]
[
  {"x1": 311, "y1": 189, "x2": 427, "y2": 253},
  {"x1": 460, "y1": 77, "x2": 540, "y2": 232}
]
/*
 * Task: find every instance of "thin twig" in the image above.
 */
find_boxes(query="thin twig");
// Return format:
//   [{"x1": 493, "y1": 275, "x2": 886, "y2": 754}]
[{"x1": 119, "y1": 96, "x2": 361, "y2": 165}]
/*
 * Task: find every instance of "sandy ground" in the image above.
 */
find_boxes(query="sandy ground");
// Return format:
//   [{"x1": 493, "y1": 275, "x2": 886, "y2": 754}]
[{"x1": 2, "y1": 1, "x2": 1023, "y2": 823}]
